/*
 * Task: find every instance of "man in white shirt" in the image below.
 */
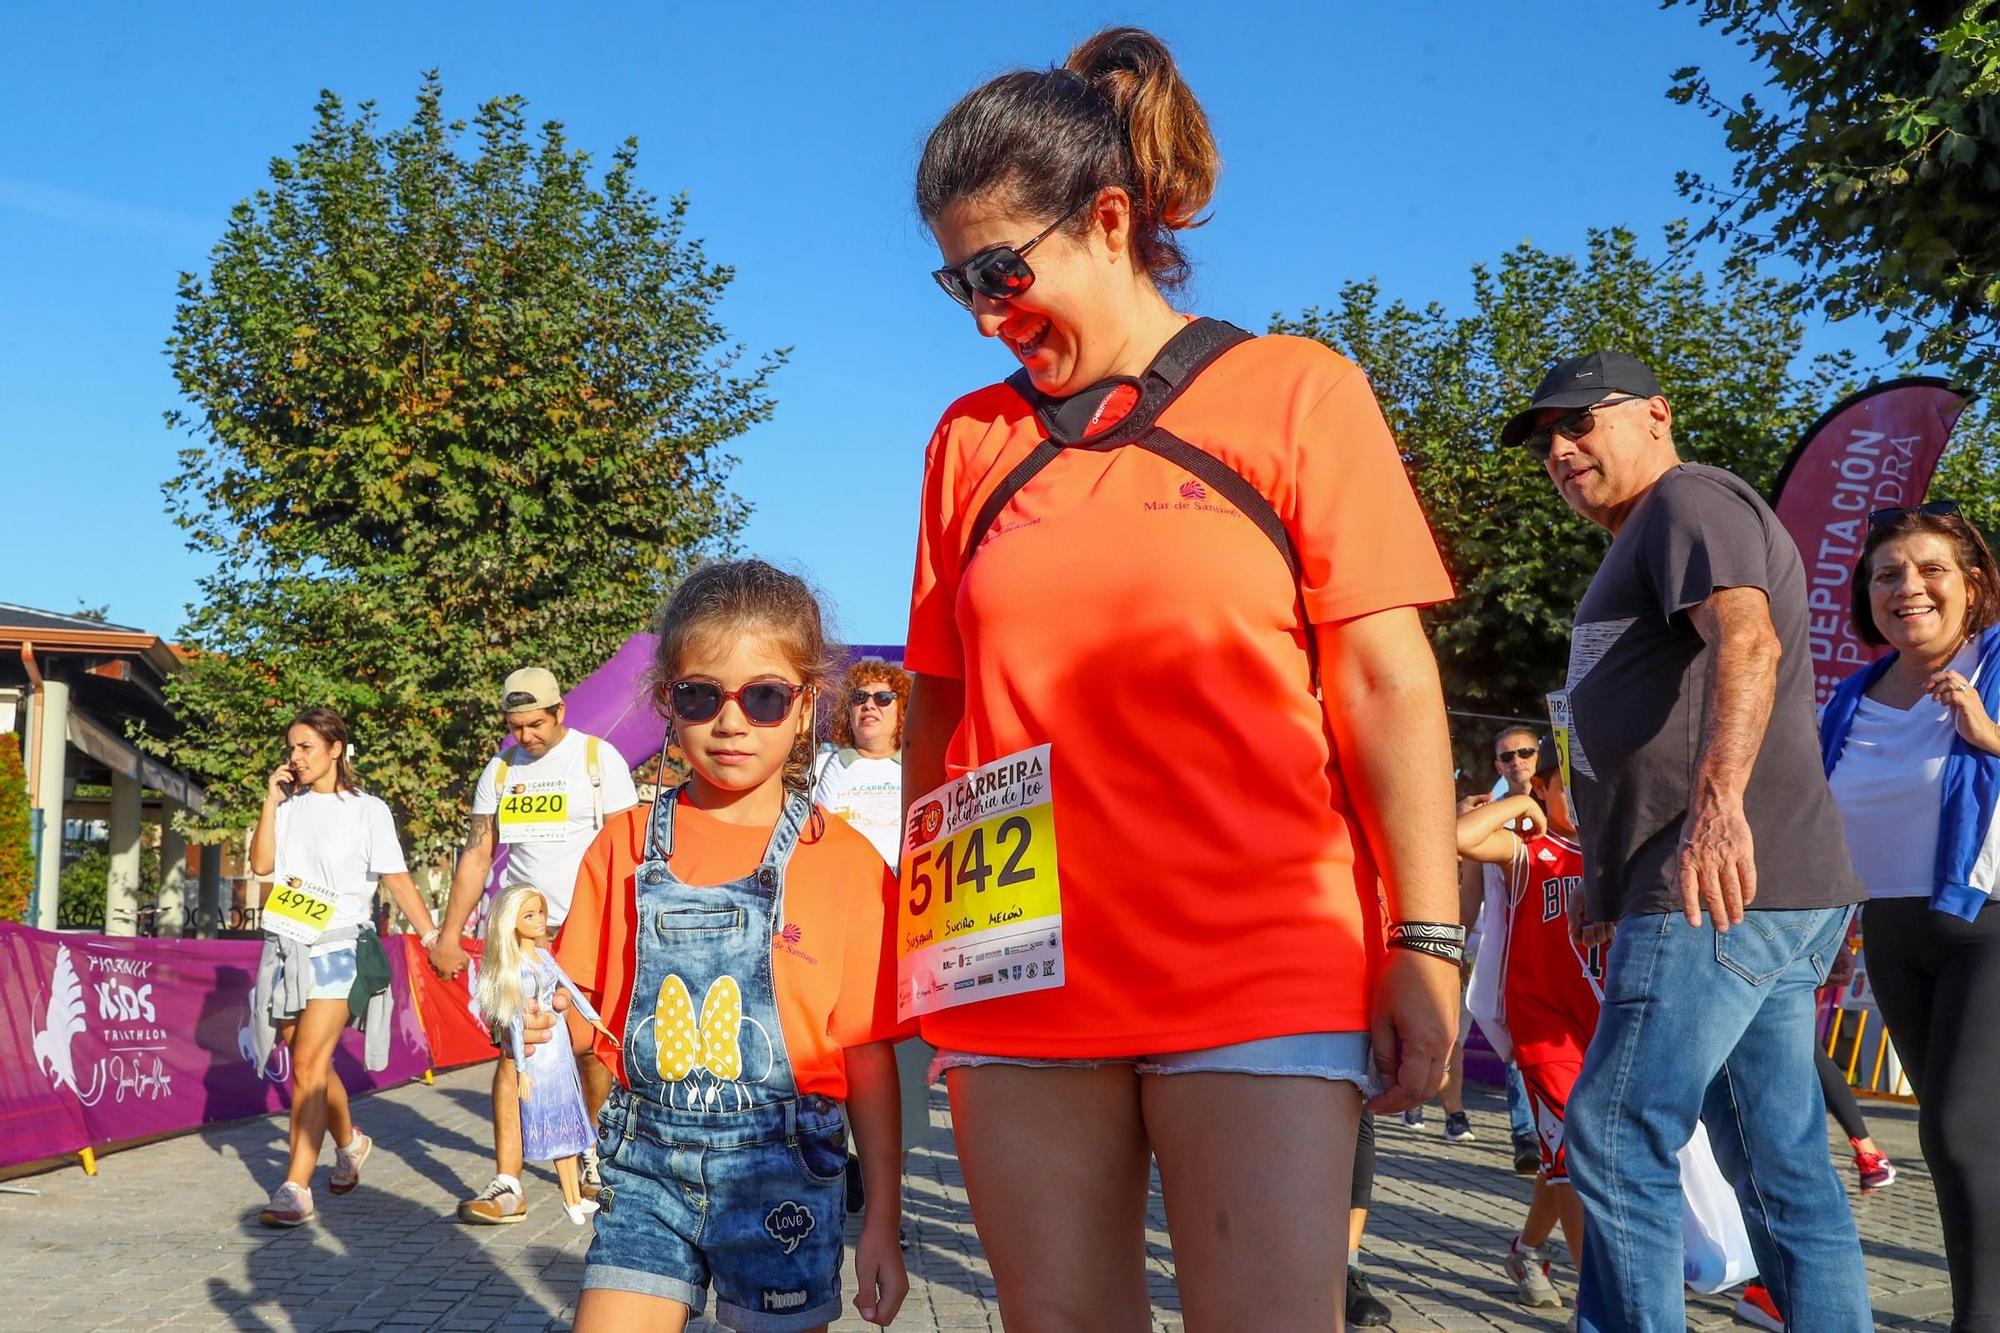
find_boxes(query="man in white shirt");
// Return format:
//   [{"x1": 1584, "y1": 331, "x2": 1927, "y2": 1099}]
[{"x1": 428, "y1": 667, "x2": 639, "y2": 1224}]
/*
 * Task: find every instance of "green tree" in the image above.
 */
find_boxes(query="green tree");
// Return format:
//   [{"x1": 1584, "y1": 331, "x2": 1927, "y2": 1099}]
[
  {"x1": 1669, "y1": 1, "x2": 2000, "y2": 387},
  {"x1": 1274, "y1": 224, "x2": 2000, "y2": 755},
  {"x1": 156, "y1": 77, "x2": 777, "y2": 860},
  {"x1": 0, "y1": 734, "x2": 30, "y2": 922}
]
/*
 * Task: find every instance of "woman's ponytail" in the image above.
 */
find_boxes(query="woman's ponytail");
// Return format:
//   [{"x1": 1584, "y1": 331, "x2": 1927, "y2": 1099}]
[
  {"x1": 1064, "y1": 27, "x2": 1218, "y2": 233},
  {"x1": 917, "y1": 25, "x2": 1218, "y2": 290}
]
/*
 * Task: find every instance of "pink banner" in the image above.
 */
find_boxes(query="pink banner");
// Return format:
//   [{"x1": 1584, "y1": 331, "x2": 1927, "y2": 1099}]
[
  {"x1": 0, "y1": 923, "x2": 431, "y2": 1170},
  {"x1": 1770, "y1": 377, "x2": 1974, "y2": 702}
]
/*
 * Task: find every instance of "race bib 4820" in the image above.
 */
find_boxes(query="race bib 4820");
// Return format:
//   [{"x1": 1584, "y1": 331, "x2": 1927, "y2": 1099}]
[
  {"x1": 498, "y1": 779, "x2": 569, "y2": 844},
  {"x1": 896, "y1": 744, "x2": 1063, "y2": 1021}
]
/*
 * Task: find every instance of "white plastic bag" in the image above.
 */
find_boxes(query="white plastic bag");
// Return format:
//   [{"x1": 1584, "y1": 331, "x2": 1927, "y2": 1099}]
[{"x1": 1680, "y1": 1119, "x2": 1759, "y2": 1294}]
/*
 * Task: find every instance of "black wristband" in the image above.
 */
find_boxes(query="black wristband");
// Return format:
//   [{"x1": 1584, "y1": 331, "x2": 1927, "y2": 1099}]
[{"x1": 1386, "y1": 920, "x2": 1467, "y2": 966}]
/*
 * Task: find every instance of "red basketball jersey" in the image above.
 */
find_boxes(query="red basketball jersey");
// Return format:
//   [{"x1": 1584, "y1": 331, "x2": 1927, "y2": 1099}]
[{"x1": 1499, "y1": 832, "x2": 1601, "y2": 1066}]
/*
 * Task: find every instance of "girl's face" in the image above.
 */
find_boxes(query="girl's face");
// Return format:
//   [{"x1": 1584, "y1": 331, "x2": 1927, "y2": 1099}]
[
  {"x1": 1869, "y1": 531, "x2": 1979, "y2": 657},
  {"x1": 670, "y1": 628, "x2": 811, "y2": 798},
  {"x1": 930, "y1": 189, "x2": 1141, "y2": 398},
  {"x1": 1532, "y1": 770, "x2": 1577, "y2": 837},
  {"x1": 284, "y1": 725, "x2": 339, "y2": 790},
  {"x1": 515, "y1": 894, "x2": 549, "y2": 944}
]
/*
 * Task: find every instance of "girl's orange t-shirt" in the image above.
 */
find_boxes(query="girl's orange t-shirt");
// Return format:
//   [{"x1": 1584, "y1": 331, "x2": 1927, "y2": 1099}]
[
  {"x1": 904, "y1": 334, "x2": 1455, "y2": 1057},
  {"x1": 552, "y1": 799, "x2": 909, "y2": 1100}
]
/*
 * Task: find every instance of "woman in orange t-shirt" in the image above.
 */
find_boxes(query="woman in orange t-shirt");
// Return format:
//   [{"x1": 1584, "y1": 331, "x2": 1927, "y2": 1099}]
[{"x1": 905, "y1": 26, "x2": 1465, "y2": 1328}]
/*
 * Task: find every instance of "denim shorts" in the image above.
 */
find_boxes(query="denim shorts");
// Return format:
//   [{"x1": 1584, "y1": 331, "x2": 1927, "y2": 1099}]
[
  {"x1": 583, "y1": 1089, "x2": 849, "y2": 1332},
  {"x1": 930, "y1": 1030, "x2": 1380, "y2": 1095},
  {"x1": 304, "y1": 944, "x2": 357, "y2": 1002}
]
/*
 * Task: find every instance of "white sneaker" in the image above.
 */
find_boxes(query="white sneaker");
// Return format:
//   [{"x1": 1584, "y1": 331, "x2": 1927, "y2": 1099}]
[
  {"x1": 563, "y1": 1196, "x2": 600, "y2": 1226},
  {"x1": 330, "y1": 1128, "x2": 371, "y2": 1195},
  {"x1": 1503, "y1": 1236, "x2": 1562, "y2": 1308},
  {"x1": 259, "y1": 1181, "x2": 315, "y2": 1228}
]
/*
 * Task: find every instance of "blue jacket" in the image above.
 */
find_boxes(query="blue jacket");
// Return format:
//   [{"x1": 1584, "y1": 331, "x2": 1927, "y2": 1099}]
[{"x1": 1819, "y1": 624, "x2": 2000, "y2": 919}]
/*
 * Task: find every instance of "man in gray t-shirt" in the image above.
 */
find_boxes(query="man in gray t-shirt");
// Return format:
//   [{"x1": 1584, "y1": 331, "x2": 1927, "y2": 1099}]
[{"x1": 1505, "y1": 351, "x2": 1869, "y2": 1331}]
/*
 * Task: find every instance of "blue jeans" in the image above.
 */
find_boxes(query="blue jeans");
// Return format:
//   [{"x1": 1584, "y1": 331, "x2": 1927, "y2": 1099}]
[
  {"x1": 1506, "y1": 1062, "x2": 1534, "y2": 1142},
  {"x1": 1569, "y1": 907, "x2": 1870, "y2": 1333}
]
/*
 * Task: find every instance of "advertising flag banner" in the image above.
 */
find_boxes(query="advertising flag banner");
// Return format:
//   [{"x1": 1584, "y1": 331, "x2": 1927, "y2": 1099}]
[
  {"x1": 0, "y1": 924, "x2": 432, "y2": 1169},
  {"x1": 1769, "y1": 378, "x2": 1974, "y2": 701}
]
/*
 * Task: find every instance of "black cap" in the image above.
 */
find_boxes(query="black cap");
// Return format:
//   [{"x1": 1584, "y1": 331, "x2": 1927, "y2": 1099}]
[{"x1": 1501, "y1": 351, "x2": 1664, "y2": 449}]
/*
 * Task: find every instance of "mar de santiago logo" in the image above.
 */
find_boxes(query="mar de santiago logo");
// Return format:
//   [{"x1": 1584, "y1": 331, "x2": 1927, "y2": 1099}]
[{"x1": 1179, "y1": 479, "x2": 1208, "y2": 501}]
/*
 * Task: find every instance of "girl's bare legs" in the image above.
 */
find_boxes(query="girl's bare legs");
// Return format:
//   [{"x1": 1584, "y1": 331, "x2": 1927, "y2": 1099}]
[
  {"x1": 947, "y1": 1063, "x2": 1153, "y2": 1333},
  {"x1": 1146, "y1": 1072, "x2": 1360, "y2": 1332},
  {"x1": 282, "y1": 998, "x2": 355, "y2": 1189},
  {"x1": 573, "y1": 1291, "x2": 691, "y2": 1333}
]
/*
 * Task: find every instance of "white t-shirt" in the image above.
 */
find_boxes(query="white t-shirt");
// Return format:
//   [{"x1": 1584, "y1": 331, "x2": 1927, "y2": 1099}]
[
  {"x1": 1828, "y1": 642, "x2": 2000, "y2": 900},
  {"x1": 813, "y1": 747, "x2": 902, "y2": 865},
  {"x1": 472, "y1": 729, "x2": 639, "y2": 923},
  {"x1": 273, "y1": 789, "x2": 409, "y2": 942}
]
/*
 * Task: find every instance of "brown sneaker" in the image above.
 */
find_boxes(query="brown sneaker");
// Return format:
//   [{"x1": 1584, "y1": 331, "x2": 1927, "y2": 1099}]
[{"x1": 457, "y1": 1175, "x2": 527, "y2": 1225}]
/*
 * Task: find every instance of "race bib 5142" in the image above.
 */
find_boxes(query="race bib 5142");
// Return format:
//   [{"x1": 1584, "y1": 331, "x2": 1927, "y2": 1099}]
[{"x1": 897, "y1": 744, "x2": 1063, "y2": 1021}]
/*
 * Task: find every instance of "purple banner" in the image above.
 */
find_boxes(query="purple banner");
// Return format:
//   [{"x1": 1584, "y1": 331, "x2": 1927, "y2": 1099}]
[{"x1": 0, "y1": 923, "x2": 431, "y2": 1170}]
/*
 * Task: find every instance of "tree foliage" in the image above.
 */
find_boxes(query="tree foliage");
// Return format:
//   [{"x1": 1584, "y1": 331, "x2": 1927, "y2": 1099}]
[
  {"x1": 1274, "y1": 224, "x2": 2000, "y2": 753},
  {"x1": 0, "y1": 734, "x2": 29, "y2": 923},
  {"x1": 155, "y1": 77, "x2": 778, "y2": 859},
  {"x1": 1669, "y1": 1, "x2": 2000, "y2": 386}
]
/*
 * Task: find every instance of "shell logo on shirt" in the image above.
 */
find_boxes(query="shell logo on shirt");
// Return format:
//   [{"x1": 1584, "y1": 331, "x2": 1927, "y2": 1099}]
[{"x1": 1179, "y1": 479, "x2": 1208, "y2": 501}]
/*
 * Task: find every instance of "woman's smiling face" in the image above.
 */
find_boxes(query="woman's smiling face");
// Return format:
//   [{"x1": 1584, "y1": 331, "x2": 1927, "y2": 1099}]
[
  {"x1": 1869, "y1": 531, "x2": 1980, "y2": 656},
  {"x1": 931, "y1": 190, "x2": 1135, "y2": 397}
]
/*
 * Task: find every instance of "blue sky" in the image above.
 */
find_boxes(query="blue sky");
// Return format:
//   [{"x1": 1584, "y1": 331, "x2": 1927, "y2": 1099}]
[{"x1": 1, "y1": 2, "x2": 1846, "y2": 646}]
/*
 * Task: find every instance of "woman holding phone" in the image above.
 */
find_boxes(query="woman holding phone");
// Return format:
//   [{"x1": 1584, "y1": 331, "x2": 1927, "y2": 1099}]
[{"x1": 248, "y1": 707, "x2": 437, "y2": 1227}]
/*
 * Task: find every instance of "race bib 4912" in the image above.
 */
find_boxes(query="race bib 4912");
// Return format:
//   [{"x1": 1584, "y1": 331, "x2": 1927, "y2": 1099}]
[
  {"x1": 896, "y1": 744, "x2": 1063, "y2": 1021},
  {"x1": 264, "y1": 876, "x2": 338, "y2": 945}
]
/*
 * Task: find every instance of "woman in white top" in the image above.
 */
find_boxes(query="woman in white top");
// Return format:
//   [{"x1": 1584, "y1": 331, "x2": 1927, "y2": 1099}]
[
  {"x1": 1821, "y1": 503, "x2": 2000, "y2": 1330},
  {"x1": 249, "y1": 707, "x2": 437, "y2": 1227}
]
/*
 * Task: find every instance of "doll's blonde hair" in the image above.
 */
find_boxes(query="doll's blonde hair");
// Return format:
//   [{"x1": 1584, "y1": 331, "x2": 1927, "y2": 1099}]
[{"x1": 475, "y1": 885, "x2": 547, "y2": 1037}]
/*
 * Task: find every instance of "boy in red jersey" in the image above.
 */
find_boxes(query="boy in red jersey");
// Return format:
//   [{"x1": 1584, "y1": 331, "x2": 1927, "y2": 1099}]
[{"x1": 1458, "y1": 735, "x2": 1600, "y2": 1310}]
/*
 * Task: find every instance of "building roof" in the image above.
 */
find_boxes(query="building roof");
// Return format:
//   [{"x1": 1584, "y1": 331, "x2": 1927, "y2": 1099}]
[{"x1": 0, "y1": 601, "x2": 146, "y2": 634}]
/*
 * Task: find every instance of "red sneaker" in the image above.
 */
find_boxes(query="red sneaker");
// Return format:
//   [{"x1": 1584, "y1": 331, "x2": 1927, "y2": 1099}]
[
  {"x1": 1733, "y1": 1281, "x2": 1784, "y2": 1331},
  {"x1": 1852, "y1": 1142, "x2": 1897, "y2": 1191}
]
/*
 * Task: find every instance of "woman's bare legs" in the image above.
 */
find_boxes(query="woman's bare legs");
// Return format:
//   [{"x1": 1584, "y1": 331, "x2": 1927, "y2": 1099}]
[
  {"x1": 946, "y1": 1063, "x2": 1153, "y2": 1333},
  {"x1": 281, "y1": 998, "x2": 355, "y2": 1189},
  {"x1": 1146, "y1": 1073, "x2": 1361, "y2": 1332}
]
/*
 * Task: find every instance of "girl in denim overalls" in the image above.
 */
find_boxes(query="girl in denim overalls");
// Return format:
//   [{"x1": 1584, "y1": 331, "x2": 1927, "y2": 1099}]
[{"x1": 567, "y1": 560, "x2": 910, "y2": 1332}]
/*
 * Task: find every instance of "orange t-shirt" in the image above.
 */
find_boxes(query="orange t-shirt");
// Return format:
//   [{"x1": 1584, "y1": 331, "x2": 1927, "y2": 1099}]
[
  {"x1": 904, "y1": 333, "x2": 1454, "y2": 1056},
  {"x1": 552, "y1": 799, "x2": 909, "y2": 1100}
]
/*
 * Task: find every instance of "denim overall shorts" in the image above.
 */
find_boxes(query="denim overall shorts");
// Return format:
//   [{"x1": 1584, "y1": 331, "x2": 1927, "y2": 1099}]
[{"x1": 582, "y1": 786, "x2": 851, "y2": 1331}]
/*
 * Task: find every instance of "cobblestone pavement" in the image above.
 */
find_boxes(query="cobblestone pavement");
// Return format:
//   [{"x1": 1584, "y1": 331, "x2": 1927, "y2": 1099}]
[{"x1": 0, "y1": 1065, "x2": 1949, "y2": 1330}]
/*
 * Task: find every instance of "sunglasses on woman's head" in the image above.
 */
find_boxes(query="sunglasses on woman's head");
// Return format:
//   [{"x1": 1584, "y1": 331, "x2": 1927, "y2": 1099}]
[
  {"x1": 849, "y1": 689, "x2": 897, "y2": 709},
  {"x1": 931, "y1": 197, "x2": 1089, "y2": 310},
  {"x1": 1868, "y1": 499, "x2": 1961, "y2": 527},
  {"x1": 667, "y1": 679, "x2": 807, "y2": 726}
]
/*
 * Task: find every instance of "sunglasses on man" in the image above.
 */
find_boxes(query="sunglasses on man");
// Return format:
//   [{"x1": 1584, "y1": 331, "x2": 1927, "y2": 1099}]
[
  {"x1": 1868, "y1": 499, "x2": 1961, "y2": 527},
  {"x1": 932, "y1": 197, "x2": 1089, "y2": 310},
  {"x1": 1496, "y1": 746, "x2": 1538, "y2": 763},
  {"x1": 668, "y1": 679, "x2": 807, "y2": 727},
  {"x1": 849, "y1": 689, "x2": 897, "y2": 709},
  {"x1": 1521, "y1": 395, "x2": 1648, "y2": 460}
]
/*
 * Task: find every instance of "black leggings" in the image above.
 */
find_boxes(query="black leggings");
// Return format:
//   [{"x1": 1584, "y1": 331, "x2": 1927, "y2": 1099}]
[
  {"x1": 1865, "y1": 896, "x2": 2000, "y2": 1332},
  {"x1": 1351, "y1": 1108, "x2": 1375, "y2": 1212},
  {"x1": 1816, "y1": 1044, "x2": 1870, "y2": 1143}
]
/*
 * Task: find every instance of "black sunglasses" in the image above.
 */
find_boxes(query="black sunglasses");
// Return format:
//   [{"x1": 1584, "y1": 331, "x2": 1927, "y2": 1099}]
[
  {"x1": 1521, "y1": 395, "x2": 1648, "y2": 459},
  {"x1": 1868, "y1": 499, "x2": 1961, "y2": 527},
  {"x1": 668, "y1": 679, "x2": 807, "y2": 727},
  {"x1": 1496, "y1": 746, "x2": 1538, "y2": 762},
  {"x1": 932, "y1": 197, "x2": 1089, "y2": 311},
  {"x1": 849, "y1": 689, "x2": 897, "y2": 709}
]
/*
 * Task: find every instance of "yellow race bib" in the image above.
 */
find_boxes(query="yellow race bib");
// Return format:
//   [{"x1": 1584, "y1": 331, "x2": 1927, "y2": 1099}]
[
  {"x1": 264, "y1": 875, "x2": 338, "y2": 945},
  {"x1": 497, "y1": 778, "x2": 569, "y2": 845},
  {"x1": 897, "y1": 744, "x2": 1063, "y2": 1021}
]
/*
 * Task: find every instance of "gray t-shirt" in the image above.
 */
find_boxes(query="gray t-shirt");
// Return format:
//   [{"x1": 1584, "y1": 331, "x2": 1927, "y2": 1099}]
[{"x1": 1561, "y1": 463, "x2": 1863, "y2": 921}]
